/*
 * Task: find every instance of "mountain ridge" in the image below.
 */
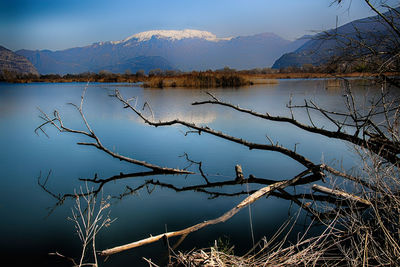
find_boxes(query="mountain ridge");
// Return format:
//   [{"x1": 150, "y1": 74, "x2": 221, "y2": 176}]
[
  {"x1": 272, "y1": 9, "x2": 400, "y2": 69},
  {"x1": 16, "y1": 30, "x2": 307, "y2": 74}
]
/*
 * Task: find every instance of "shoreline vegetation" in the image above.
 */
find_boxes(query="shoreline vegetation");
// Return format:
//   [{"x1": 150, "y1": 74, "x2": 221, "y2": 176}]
[{"x1": 1, "y1": 68, "x2": 399, "y2": 88}]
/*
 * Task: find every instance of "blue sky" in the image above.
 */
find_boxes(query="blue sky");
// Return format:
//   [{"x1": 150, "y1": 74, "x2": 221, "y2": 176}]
[{"x1": 0, "y1": 0, "x2": 394, "y2": 51}]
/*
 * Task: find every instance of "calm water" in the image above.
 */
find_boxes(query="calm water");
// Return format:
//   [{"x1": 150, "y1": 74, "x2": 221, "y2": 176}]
[{"x1": 0, "y1": 80, "x2": 380, "y2": 266}]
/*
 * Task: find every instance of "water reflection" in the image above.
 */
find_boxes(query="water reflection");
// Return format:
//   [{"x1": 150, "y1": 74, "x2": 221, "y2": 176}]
[
  {"x1": 0, "y1": 80, "x2": 389, "y2": 266},
  {"x1": 129, "y1": 110, "x2": 217, "y2": 125}
]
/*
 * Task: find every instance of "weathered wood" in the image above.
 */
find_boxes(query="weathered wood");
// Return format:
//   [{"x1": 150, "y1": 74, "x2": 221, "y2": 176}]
[
  {"x1": 312, "y1": 184, "x2": 371, "y2": 206},
  {"x1": 235, "y1": 164, "x2": 244, "y2": 182},
  {"x1": 99, "y1": 168, "x2": 313, "y2": 256}
]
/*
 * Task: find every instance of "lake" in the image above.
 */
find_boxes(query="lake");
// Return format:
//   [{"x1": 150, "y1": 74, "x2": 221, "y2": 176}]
[{"x1": 0, "y1": 80, "x2": 382, "y2": 266}]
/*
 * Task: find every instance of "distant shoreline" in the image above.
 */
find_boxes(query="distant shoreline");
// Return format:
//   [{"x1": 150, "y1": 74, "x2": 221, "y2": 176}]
[{"x1": 2, "y1": 71, "x2": 399, "y2": 87}]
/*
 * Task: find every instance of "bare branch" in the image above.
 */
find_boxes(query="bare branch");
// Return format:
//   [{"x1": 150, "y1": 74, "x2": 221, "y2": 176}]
[
  {"x1": 36, "y1": 89, "x2": 193, "y2": 175},
  {"x1": 312, "y1": 184, "x2": 371, "y2": 206},
  {"x1": 99, "y1": 167, "x2": 315, "y2": 256},
  {"x1": 192, "y1": 94, "x2": 400, "y2": 164},
  {"x1": 115, "y1": 90, "x2": 316, "y2": 168}
]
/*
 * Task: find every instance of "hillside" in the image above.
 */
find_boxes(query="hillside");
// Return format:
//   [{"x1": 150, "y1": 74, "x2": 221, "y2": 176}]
[
  {"x1": 0, "y1": 45, "x2": 38, "y2": 75},
  {"x1": 272, "y1": 9, "x2": 399, "y2": 69}
]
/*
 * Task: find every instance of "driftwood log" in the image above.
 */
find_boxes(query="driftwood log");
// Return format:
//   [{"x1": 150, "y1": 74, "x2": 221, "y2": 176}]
[{"x1": 312, "y1": 184, "x2": 371, "y2": 206}]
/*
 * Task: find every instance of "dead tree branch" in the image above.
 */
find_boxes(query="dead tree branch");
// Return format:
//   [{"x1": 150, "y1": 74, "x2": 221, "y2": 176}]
[
  {"x1": 99, "y1": 167, "x2": 317, "y2": 256},
  {"x1": 115, "y1": 90, "x2": 317, "y2": 169},
  {"x1": 312, "y1": 184, "x2": 372, "y2": 206},
  {"x1": 35, "y1": 89, "x2": 193, "y2": 175},
  {"x1": 192, "y1": 93, "x2": 400, "y2": 164}
]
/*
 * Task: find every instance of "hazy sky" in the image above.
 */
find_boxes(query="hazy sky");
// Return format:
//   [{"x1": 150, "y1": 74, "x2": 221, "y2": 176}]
[{"x1": 0, "y1": 0, "x2": 395, "y2": 51}]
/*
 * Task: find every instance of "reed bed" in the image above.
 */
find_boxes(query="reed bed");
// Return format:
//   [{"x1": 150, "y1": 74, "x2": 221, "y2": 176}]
[{"x1": 143, "y1": 73, "x2": 254, "y2": 88}]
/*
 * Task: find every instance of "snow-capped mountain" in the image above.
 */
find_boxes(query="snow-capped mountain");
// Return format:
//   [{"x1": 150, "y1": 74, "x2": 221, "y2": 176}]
[
  {"x1": 16, "y1": 29, "x2": 306, "y2": 74},
  {"x1": 114, "y1": 29, "x2": 232, "y2": 43}
]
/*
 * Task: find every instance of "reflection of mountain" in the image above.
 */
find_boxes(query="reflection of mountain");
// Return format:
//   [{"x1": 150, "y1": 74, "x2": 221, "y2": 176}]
[
  {"x1": 157, "y1": 111, "x2": 217, "y2": 124},
  {"x1": 16, "y1": 30, "x2": 306, "y2": 74},
  {"x1": 122, "y1": 87, "x2": 219, "y2": 124},
  {"x1": 93, "y1": 56, "x2": 174, "y2": 74}
]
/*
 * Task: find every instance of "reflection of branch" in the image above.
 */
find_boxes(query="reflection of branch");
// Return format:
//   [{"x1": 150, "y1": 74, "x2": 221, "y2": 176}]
[
  {"x1": 277, "y1": 188, "x2": 324, "y2": 220},
  {"x1": 180, "y1": 153, "x2": 210, "y2": 184},
  {"x1": 37, "y1": 170, "x2": 173, "y2": 213},
  {"x1": 38, "y1": 163, "x2": 365, "y2": 221},
  {"x1": 48, "y1": 252, "x2": 77, "y2": 266},
  {"x1": 37, "y1": 170, "x2": 59, "y2": 200},
  {"x1": 114, "y1": 183, "x2": 153, "y2": 200},
  {"x1": 99, "y1": 167, "x2": 317, "y2": 256},
  {"x1": 38, "y1": 155, "x2": 322, "y2": 212},
  {"x1": 113, "y1": 174, "x2": 347, "y2": 208},
  {"x1": 128, "y1": 169, "x2": 320, "y2": 195},
  {"x1": 79, "y1": 170, "x2": 165, "y2": 184}
]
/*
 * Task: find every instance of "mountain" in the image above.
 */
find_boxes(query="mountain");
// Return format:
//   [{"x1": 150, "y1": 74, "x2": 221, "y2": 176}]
[
  {"x1": 15, "y1": 47, "x2": 175, "y2": 75},
  {"x1": 272, "y1": 9, "x2": 399, "y2": 69},
  {"x1": 16, "y1": 29, "x2": 305, "y2": 74},
  {"x1": 0, "y1": 45, "x2": 38, "y2": 75},
  {"x1": 93, "y1": 56, "x2": 174, "y2": 74}
]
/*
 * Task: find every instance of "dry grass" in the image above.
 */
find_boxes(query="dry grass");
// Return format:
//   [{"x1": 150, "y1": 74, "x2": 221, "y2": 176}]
[
  {"x1": 170, "y1": 148, "x2": 400, "y2": 266},
  {"x1": 331, "y1": 148, "x2": 400, "y2": 266},
  {"x1": 246, "y1": 77, "x2": 279, "y2": 85},
  {"x1": 5, "y1": 70, "x2": 399, "y2": 85},
  {"x1": 170, "y1": 217, "x2": 343, "y2": 266},
  {"x1": 143, "y1": 72, "x2": 253, "y2": 88}
]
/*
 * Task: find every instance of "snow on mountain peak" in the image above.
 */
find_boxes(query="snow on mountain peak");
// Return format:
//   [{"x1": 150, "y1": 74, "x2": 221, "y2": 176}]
[{"x1": 113, "y1": 29, "x2": 232, "y2": 44}]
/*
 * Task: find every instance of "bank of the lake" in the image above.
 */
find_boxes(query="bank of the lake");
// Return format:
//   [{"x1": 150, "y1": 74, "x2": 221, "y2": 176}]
[{"x1": 2, "y1": 71, "x2": 399, "y2": 87}]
